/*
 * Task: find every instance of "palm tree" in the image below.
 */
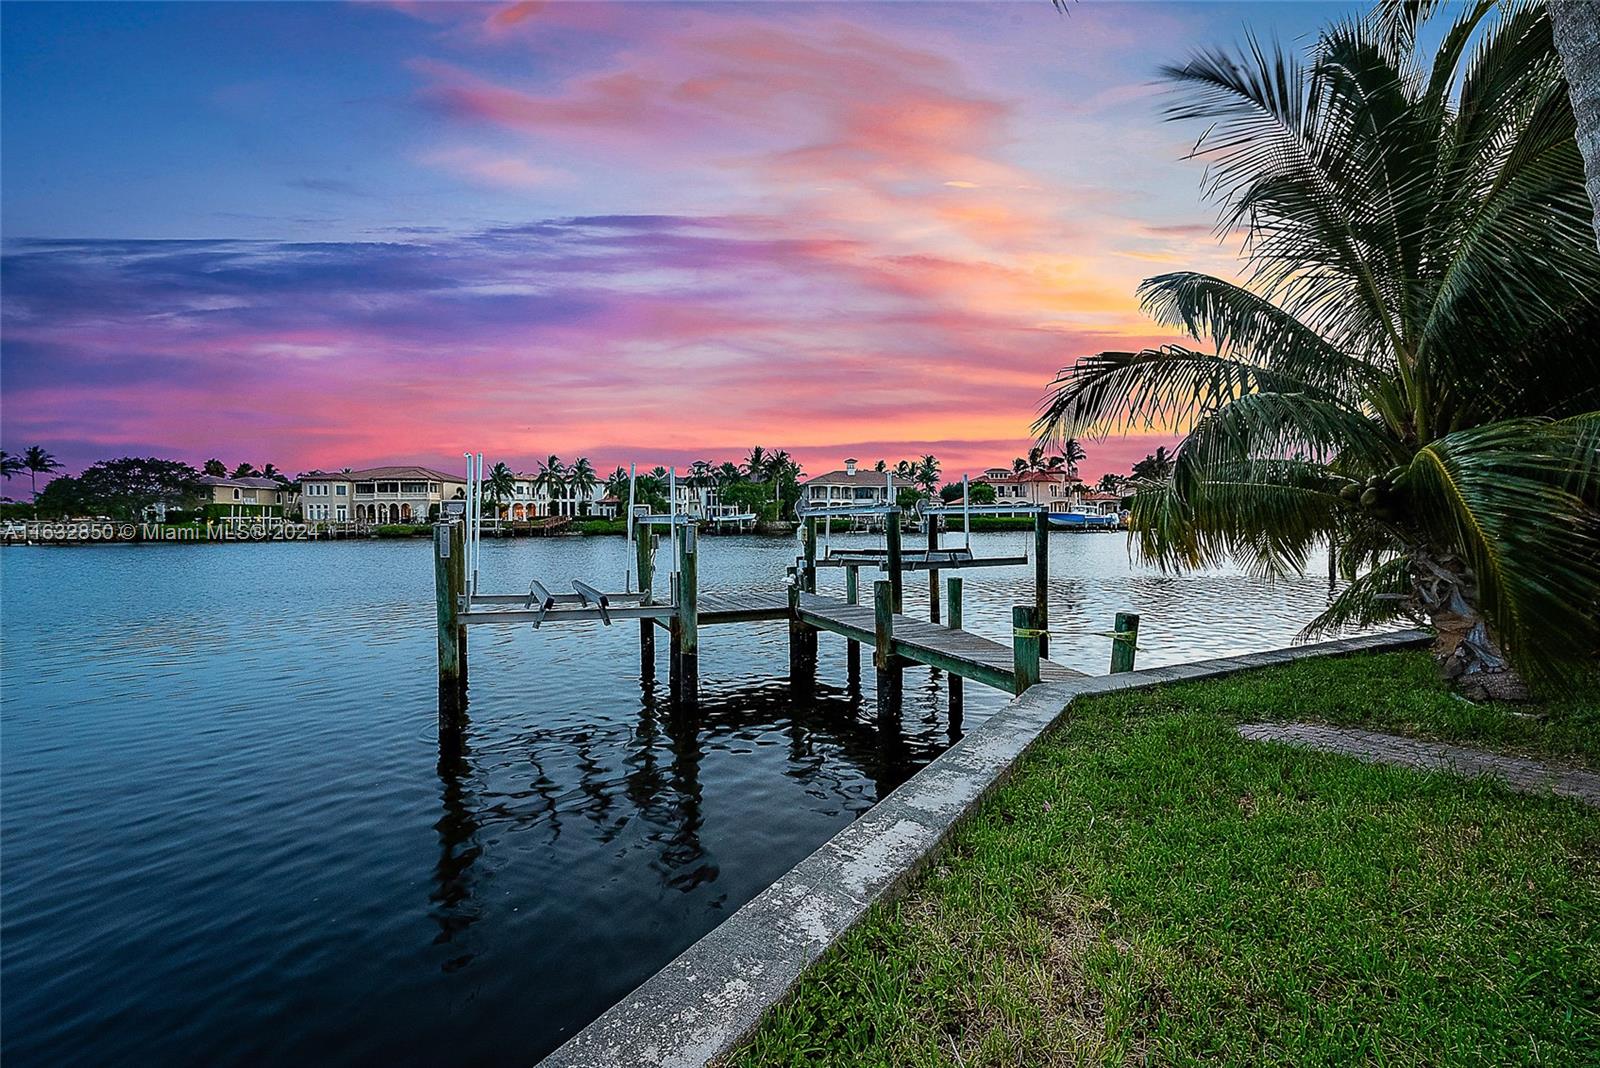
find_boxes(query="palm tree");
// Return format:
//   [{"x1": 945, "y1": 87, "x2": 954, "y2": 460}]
[
  {"x1": 231, "y1": 462, "x2": 259, "y2": 478},
  {"x1": 873, "y1": 459, "x2": 888, "y2": 473},
  {"x1": 915, "y1": 454, "x2": 941, "y2": 496},
  {"x1": 742, "y1": 446, "x2": 768, "y2": 482},
  {"x1": 533, "y1": 455, "x2": 567, "y2": 516},
  {"x1": 569, "y1": 456, "x2": 598, "y2": 515},
  {"x1": 1011, "y1": 456, "x2": 1028, "y2": 474},
  {"x1": 23, "y1": 446, "x2": 62, "y2": 513},
  {"x1": 764, "y1": 449, "x2": 796, "y2": 483},
  {"x1": 0, "y1": 450, "x2": 24, "y2": 487},
  {"x1": 716, "y1": 461, "x2": 743, "y2": 486},
  {"x1": 202, "y1": 458, "x2": 227, "y2": 477},
  {"x1": 604, "y1": 466, "x2": 631, "y2": 501},
  {"x1": 484, "y1": 461, "x2": 517, "y2": 519},
  {"x1": 1037, "y1": 2, "x2": 1600, "y2": 699},
  {"x1": 1097, "y1": 473, "x2": 1123, "y2": 495},
  {"x1": 894, "y1": 459, "x2": 917, "y2": 482},
  {"x1": 1059, "y1": 438, "x2": 1086, "y2": 476},
  {"x1": 1129, "y1": 447, "x2": 1175, "y2": 484}
]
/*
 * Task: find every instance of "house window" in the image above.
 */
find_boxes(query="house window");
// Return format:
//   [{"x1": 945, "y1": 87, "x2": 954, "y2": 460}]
[
  {"x1": 336, "y1": 484, "x2": 347, "y2": 496},
  {"x1": 232, "y1": 489, "x2": 241, "y2": 500}
]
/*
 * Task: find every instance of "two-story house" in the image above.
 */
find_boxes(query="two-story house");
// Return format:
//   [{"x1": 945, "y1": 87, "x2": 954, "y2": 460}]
[
  {"x1": 197, "y1": 475, "x2": 290, "y2": 521},
  {"x1": 974, "y1": 468, "x2": 1084, "y2": 511},
  {"x1": 800, "y1": 458, "x2": 893, "y2": 513},
  {"x1": 298, "y1": 466, "x2": 467, "y2": 524}
]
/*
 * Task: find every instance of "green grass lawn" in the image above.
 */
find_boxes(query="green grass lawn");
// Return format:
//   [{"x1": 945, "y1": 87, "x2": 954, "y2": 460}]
[{"x1": 728, "y1": 653, "x2": 1600, "y2": 1067}]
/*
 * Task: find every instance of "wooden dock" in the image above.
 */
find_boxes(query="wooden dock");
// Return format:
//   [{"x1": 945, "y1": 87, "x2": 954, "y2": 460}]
[
  {"x1": 797, "y1": 593, "x2": 1083, "y2": 693},
  {"x1": 435, "y1": 503, "x2": 1132, "y2": 720}
]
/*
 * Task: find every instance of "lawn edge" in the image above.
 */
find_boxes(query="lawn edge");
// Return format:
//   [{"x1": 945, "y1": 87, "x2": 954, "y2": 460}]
[{"x1": 535, "y1": 629, "x2": 1434, "y2": 1068}]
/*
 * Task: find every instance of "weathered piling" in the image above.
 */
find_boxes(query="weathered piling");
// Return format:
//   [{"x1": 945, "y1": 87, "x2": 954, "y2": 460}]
[
  {"x1": 1034, "y1": 507, "x2": 1050, "y2": 658},
  {"x1": 927, "y1": 516, "x2": 941, "y2": 623},
  {"x1": 844, "y1": 564, "x2": 860, "y2": 680},
  {"x1": 434, "y1": 520, "x2": 461, "y2": 690},
  {"x1": 1110, "y1": 611, "x2": 1141, "y2": 673},
  {"x1": 1012, "y1": 605, "x2": 1042, "y2": 694},
  {"x1": 452, "y1": 519, "x2": 468, "y2": 688},
  {"x1": 874, "y1": 578, "x2": 901, "y2": 715},
  {"x1": 946, "y1": 576, "x2": 964, "y2": 720},
  {"x1": 803, "y1": 517, "x2": 818, "y2": 593},
  {"x1": 671, "y1": 523, "x2": 699, "y2": 704},
  {"x1": 636, "y1": 519, "x2": 656, "y2": 678},
  {"x1": 884, "y1": 509, "x2": 903, "y2": 613}
]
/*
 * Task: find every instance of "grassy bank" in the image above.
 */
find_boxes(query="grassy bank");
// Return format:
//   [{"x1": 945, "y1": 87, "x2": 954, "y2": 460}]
[{"x1": 730, "y1": 653, "x2": 1600, "y2": 1067}]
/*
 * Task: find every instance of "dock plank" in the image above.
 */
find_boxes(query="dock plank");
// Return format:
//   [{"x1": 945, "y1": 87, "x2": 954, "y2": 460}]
[{"x1": 797, "y1": 593, "x2": 1084, "y2": 690}]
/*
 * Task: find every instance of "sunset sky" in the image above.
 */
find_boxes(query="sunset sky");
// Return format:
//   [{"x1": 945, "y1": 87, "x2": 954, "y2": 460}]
[{"x1": 1, "y1": 0, "x2": 1356, "y2": 484}]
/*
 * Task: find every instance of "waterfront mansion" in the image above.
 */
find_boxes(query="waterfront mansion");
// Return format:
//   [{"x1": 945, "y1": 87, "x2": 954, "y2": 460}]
[
  {"x1": 297, "y1": 466, "x2": 468, "y2": 524},
  {"x1": 295, "y1": 465, "x2": 611, "y2": 523}
]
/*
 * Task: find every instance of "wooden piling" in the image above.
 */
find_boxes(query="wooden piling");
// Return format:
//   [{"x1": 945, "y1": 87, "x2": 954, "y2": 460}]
[
  {"x1": 636, "y1": 523, "x2": 655, "y2": 676},
  {"x1": 670, "y1": 523, "x2": 700, "y2": 704},
  {"x1": 946, "y1": 576, "x2": 963, "y2": 719},
  {"x1": 1110, "y1": 611, "x2": 1140, "y2": 674},
  {"x1": 885, "y1": 509, "x2": 903, "y2": 613},
  {"x1": 844, "y1": 564, "x2": 860, "y2": 679},
  {"x1": 451, "y1": 520, "x2": 467, "y2": 687},
  {"x1": 434, "y1": 521, "x2": 460, "y2": 689},
  {"x1": 874, "y1": 578, "x2": 901, "y2": 716},
  {"x1": 1012, "y1": 605, "x2": 1041, "y2": 694},
  {"x1": 803, "y1": 516, "x2": 818, "y2": 593},
  {"x1": 927, "y1": 515, "x2": 941, "y2": 623},
  {"x1": 1034, "y1": 507, "x2": 1050, "y2": 658}
]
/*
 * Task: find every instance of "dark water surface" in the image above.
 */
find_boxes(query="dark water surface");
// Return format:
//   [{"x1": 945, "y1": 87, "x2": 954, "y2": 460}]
[{"x1": 1, "y1": 532, "x2": 1342, "y2": 1066}]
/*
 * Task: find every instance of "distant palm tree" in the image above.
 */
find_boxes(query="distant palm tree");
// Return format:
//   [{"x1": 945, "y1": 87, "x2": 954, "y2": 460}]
[
  {"x1": 202, "y1": 458, "x2": 227, "y2": 477},
  {"x1": 23, "y1": 446, "x2": 61, "y2": 513},
  {"x1": 0, "y1": 450, "x2": 24, "y2": 487},
  {"x1": 873, "y1": 459, "x2": 888, "y2": 473},
  {"x1": 604, "y1": 466, "x2": 631, "y2": 501},
  {"x1": 765, "y1": 449, "x2": 796, "y2": 483},
  {"x1": 894, "y1": 459, "x2": 916, "y2": 481},
  {"x1": 1037, "y1": 1, "x2": 1600, "y2": 698},
  {"x1": 569, "y1": 457, "x2": 598, "y2": 515},
  {"x1": 484, "y1": 462, "x2": 517, "y2": 518},
  {"x1": 1026, "y1": 444, "x2": 1047, "y2": 471},
  {"x1": 915, "y1": 454, "x2": 941, "y2": 495},
  {"x1": 716, "y1": 461, "x2": 742, "y2": 486},
  {"x1": 1129, "y1": 447, "x2": 1174, "y2": 484},
  {"x1": 742, "y1": 446, "x2": 768, "y2": 481},
  {"x1": 1059, "y1": 438, "x2": 1086, "y2": 475},
  {"x1": 1097, "y1": 473, "x2": 1123, "y2": 494},
  {"x1": 534, "y1": 455, "x2": 567, "y2": 516},
  {"x1": 231, "y1": 462, "x2": 259, "y2": 478},
  {"x1": 1011, "y1": 457, "x2": 1028, "y2": 474}
]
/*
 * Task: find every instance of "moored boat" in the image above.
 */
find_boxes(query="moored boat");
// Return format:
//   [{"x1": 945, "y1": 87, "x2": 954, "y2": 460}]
[{"x1": 1047, "y1": 509, "x2": 1119, "y2": 530}]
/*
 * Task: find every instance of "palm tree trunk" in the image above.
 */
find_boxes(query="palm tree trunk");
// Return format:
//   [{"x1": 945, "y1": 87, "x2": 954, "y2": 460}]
[
  {"x1": 1551, "y1": 1, "x2": 1600, "y2": 251},
  {"x1": 1410, "y1": 550, "x2": 1531, "y2": 702}
]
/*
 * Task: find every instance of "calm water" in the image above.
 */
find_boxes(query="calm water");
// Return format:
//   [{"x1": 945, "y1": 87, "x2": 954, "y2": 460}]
[{"x1": 1, "y1": 531, "x2": 1344, "y2": 1066}]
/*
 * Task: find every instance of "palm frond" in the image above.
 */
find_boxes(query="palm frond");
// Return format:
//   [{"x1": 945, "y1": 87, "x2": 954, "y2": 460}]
[
  {"x1": 1302, "y1": 554, "x2": 1418, "y2": 636},
  {"x1": 1400, "y1": 418, "x2": 1600, "y2": 687}
]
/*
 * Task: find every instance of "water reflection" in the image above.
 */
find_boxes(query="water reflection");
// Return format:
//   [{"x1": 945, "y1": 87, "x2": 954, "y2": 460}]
[
  {"x1": 432, "y1": 701, "x2": 482, "y2": 973},
  {"x1": 431, "y1": 666, "x2": 956, "y2": 924},
  {"x1": 2, "y1": 533, "x2": 1365, "y2": 1067}
]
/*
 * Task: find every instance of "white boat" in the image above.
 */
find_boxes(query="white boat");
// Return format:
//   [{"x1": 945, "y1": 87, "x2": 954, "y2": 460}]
[{"x1": 1047, "y1": 509, "x2": 1118, "y2": 530}]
